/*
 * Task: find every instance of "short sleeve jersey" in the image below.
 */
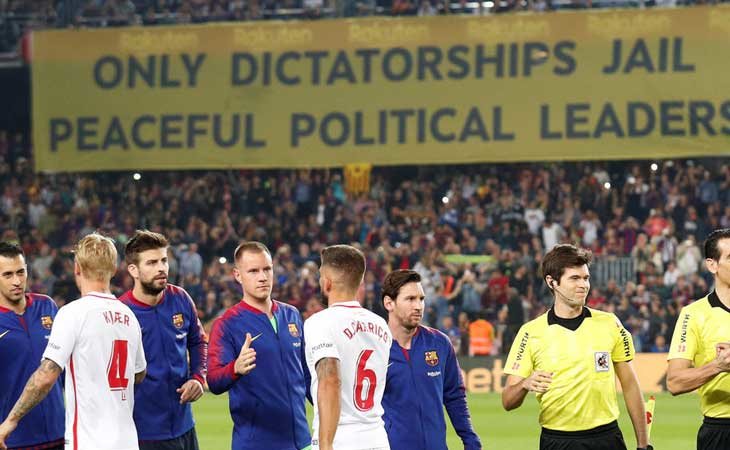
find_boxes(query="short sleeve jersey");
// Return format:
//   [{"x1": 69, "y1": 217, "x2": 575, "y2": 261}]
[
  {"x1": 43, "y1": 292, "x2": 146, "y2": 450},
  {"x1": 304, "y1": 301, "x2": 392, "y2": 450},
  {"x1": 668, "y1": 292, "x2": 730, "y2": 418},
  {"x1": 504, "y1": 307, "x2": 635, "y2": 431}
]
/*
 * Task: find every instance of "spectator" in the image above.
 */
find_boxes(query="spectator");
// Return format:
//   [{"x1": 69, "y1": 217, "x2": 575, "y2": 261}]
[
  {"x1": 179, "y1": 243, "x2": 203, "y2": 279},
  {"x1": 650, "y1": 334, "x2": 669, "y2": 353},
  {"x1": 439, "y1": 315, "x2": 461, "y2": 351},
  {"x1": 468, "y1": 314, "x2": 494, "y2": 356},
  {"x1": 541, "y1": 215, "x2": 563, "y2": 251},
  {"x1": 676, "y1": 235, "x2": 702, "y2": 276}
]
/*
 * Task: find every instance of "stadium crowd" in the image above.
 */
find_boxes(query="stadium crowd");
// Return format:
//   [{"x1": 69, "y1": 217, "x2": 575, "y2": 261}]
[{"x1": 1, "y1": 129, "x2": 728, "y2": 357}]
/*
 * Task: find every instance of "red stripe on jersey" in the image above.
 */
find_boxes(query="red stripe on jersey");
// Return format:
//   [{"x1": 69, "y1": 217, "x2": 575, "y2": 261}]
[
  {"x1": 70, "y1": 356, "x2": 78, "y2": 450},
  {"x1": 17, "y1": 316, "x2": 28, "y2": 332},
  {"x1": 331, "y1": 303, "x2": 362, "y2": 309}
]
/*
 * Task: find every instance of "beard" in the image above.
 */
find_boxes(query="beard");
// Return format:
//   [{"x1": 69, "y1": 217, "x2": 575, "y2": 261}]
[
  {"x1": 1, "y1": 289, "x2": 24, "y2": 304},
  {"x1": 402, "y1": 314, "x2": 421, "y2": 330},
  {"x1": 140, "y1": 278, "x2": 166, "y2": 296}
]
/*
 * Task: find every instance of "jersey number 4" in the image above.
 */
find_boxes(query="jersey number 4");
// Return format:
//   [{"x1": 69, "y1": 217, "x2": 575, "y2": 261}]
[
  {"x1": 354, "y1": 349, "x2": 377, "y2": 412},
  {"x1": 107, "y1": 339, "x2": 129, "y2": 391}
]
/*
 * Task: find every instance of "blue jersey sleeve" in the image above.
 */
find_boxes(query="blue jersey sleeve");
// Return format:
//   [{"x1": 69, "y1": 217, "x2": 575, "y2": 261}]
[
  {"x1": 443, "y1": 340, "x2": 482, "y2": 449},
  {"x1": 300, "y1": 313, "x2": 312, "y2": 404},
  {"x1": 184, "y1": 291, "x2": 208, "y2": 385},
  {"x1": 207, "y1": 316, "x2": 240, "y2": 394}
]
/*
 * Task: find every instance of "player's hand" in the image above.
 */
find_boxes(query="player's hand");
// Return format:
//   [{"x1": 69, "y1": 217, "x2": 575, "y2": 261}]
[
  {"x1": 715, "y1": 345, "x2": 730, "y2": 372},
  {"x1": 234, "y1": 333, "x2": 257, "y2": 376},
  {"x1": 177, "y1": 379, "x2": 205, "y2": 404},
  {"x1": 0, "y1": 419, "x2": 18, "y2": 450},
  {"x1": 522, "y1": 370, "x2": 553, "y2": 393},
  {"x1": 715, "y1": 342, "x2": 730, "y2": 355}
]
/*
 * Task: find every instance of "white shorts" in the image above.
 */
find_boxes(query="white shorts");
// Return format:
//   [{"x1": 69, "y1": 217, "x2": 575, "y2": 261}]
[{"x1": 311, "y1": 424, "x2": 390, "y2": 450}]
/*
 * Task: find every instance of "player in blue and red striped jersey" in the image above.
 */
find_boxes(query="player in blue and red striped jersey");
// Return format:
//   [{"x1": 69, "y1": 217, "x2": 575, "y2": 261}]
[
  {"x1": 0, "y1": 241, "x2": 64, "y2": 450},
  {"x1": 382, "y1": 269, "x2": 481, "y2": 450},
  {"x1": 208, "y1": 241, "x2": 311, "y2": 450},
  {"x1": 120, "y1": 231, "x2": 208, "y2": 450}
]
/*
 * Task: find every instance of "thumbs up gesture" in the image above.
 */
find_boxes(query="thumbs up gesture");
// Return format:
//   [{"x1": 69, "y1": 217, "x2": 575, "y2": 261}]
[{"x1": 234, "y1": 333, "x2": 258, "y2": 376}]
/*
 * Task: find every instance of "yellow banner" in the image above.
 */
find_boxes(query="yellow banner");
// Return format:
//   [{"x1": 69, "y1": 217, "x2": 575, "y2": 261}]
[{"x1": 32, "y1": 7, "x2": 730, "y2": 172}]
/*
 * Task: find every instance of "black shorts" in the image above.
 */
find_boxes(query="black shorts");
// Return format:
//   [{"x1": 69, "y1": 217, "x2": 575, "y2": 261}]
[
  {"x1": 139, "y1": 428, "x2": 199, "y2": 450},
  {"x1": 540, "y1": 420, "x2": 627, "y2": 450},
  {"x1": 698, "y1": 417, "x2": 730, "y2": 450}
]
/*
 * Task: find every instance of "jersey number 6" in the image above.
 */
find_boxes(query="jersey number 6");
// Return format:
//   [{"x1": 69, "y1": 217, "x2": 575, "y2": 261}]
[
  {"x1": 354, "y1": 349, "x2": 377, "y2": 412},
  {"x1": 107, "y1": 339, "x2": 129, "y2": 390}
]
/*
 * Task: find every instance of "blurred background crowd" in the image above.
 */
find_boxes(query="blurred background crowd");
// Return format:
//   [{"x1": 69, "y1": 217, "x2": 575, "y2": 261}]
[{"x1": 2, "y1": 129, "x2": 728, "y2": 356}]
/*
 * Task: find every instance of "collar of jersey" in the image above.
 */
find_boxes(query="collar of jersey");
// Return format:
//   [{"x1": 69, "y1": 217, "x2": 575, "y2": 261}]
[
  {"x1": 86, "y1": 291, "x2": 117, "y2": 300},
  {"x1": 238, "y1": 299, "x2": 279, "y2": 315},
  {"x1": 0, "y1": 293, "x2": 34, "y2": 314},
  {"x1": 708, "y1": 291, "x2": 730, "y2": 313},
  {"x1": 331, "y1": 300, "x2": 361, "y2": 308},
  {"x1": 547, "y1": 306, "x2": 592, "y2": 331},
  {"x1": 124, "y1": 289, "x2": 166, "y2": 308}
]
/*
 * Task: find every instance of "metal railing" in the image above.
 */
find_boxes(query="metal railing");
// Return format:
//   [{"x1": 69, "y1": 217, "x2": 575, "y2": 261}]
[{"x1": 591, "y1": 256, "x2": 635, "y2": 288}]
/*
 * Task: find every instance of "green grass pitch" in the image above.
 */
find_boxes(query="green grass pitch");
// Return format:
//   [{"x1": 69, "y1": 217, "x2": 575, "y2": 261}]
[{"x1": 194, "y1": 392, "x2": 700, "y2": 449}]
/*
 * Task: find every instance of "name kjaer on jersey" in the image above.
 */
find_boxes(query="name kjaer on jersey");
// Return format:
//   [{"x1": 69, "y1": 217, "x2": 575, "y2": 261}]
[
  {"x1": 342, "y1": 319, "x2": 390, "y2": 343},
  {"x1": 103, "y1": 310, "x2": 131, "y2": 326}
]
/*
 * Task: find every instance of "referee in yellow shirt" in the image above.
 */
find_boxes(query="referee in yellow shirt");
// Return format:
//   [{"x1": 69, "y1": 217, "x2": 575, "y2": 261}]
[
  {"x1": 667, "y1": 228, "x2": 730, "y2": 450},
  {"x1": 502, "y1": 244, "x2": 651, "y2": 450}
]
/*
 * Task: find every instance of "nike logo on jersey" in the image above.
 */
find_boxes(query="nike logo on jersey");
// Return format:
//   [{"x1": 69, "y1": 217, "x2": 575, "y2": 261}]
[{"x1": 0, "y1": 330, "x2": 8, "y2": 339}]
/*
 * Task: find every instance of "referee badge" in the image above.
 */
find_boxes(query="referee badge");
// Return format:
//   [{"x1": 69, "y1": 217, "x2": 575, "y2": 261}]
[
  {"x1": 425, "y1": 350, "x2": 439, "y2": 366},
  {"x1": 172, "y1": 313, "x2": 184, "y2": 329},
  {"x1": 288, "y1": 323, "x2": 300, "y2": 337},
  {"x1": 594, "y1": 351, "x2": 610, "y2": 372},
  {"x1": 40, "y1": 315, "x2": 53, "y2": 330}
]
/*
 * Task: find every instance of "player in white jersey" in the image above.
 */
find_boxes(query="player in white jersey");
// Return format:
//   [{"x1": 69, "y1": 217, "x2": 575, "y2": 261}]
[
  {"x1": 305, "y1": 245, "x2": 392, "y2": 450},
  {"x1": 0, "y1": 234, "x2": 147, "y2": 450}
]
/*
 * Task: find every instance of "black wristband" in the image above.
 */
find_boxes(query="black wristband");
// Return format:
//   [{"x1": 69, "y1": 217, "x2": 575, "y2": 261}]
[{"x1": 637, "y1": 446, "x2": 654, "y2": 450}]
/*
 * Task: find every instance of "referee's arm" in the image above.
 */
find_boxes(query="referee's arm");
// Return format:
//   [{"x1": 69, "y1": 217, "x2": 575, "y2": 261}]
[
  {"x1": 667, "y1": 353, "x2": 730, "y2": 395},
  {"x1": 502, "y1": 372, "x2": 552, "y2": 411},
  {"x1": 614, "y1": 361, "x2": 648, "y2": 448}
]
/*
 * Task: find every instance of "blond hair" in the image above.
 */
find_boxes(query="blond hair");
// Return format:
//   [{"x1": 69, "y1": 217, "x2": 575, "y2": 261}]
[{"x1": 75, "y1": 233, "x2": 118, "y2": 282}]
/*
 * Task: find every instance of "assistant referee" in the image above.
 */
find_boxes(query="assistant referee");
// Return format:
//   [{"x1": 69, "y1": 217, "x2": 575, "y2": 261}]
[
  {"x1": 502, "y1": 244, "x2": 651, "y2": 450},
  {"x1": 667, "y1": 228, "x2": 730, "y2": 450}
]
